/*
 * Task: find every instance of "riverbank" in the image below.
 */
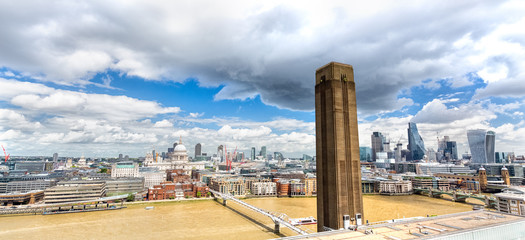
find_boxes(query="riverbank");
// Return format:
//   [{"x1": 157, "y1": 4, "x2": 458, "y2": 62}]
[{"x1": 0, "y1": 195, "x2": 474, "y2": 240}]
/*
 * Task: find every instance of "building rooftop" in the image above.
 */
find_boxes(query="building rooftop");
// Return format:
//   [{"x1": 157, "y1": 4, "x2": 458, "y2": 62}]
[{"x1": 276, "y1": 210, "x2": 525, "y2": 240}]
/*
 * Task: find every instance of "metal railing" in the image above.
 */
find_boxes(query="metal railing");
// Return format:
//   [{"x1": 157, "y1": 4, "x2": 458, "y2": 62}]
[{"x1": 209, "y1": 189, "x2": 309, "y2": 235}]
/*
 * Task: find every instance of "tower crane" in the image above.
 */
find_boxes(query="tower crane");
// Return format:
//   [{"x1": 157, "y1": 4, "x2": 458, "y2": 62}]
[{"x1": 2, "y1": 145, "x2": 10, "y2": 163}]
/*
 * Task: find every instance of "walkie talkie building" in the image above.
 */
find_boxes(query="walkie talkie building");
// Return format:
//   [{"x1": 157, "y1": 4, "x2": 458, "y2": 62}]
[{"x1": 467, "y1": 129, "x2": 495, "y2": 164}]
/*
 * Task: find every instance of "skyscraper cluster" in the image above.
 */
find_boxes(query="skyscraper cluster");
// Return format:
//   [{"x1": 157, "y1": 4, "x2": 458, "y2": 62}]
[{"x1": 365, "y1": 124, "x2": 499, "y2": 165}]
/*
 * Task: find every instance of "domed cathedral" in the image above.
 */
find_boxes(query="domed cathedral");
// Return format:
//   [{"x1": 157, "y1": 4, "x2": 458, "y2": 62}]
[
  {"x1": 170, "y1": 137, "x2": 189, "y2": 164},
  {"x1": 144, "y1": 137, "x2": 204, "y2": 174}
]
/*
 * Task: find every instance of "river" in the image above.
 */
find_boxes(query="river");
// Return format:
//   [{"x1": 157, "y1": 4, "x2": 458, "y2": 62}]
[{"x1": 0, "y1": 195, "x2": 476, "y2": 240}]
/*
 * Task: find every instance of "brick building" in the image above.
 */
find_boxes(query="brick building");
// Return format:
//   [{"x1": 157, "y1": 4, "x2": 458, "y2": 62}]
[{"x1": 147, "y1": 181, "x2": 209, "y2": 200}]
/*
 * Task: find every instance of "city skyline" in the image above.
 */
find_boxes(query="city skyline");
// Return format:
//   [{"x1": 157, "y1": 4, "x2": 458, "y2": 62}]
[{"x1": 1, "y1": 1, "x2": 525, "y2": 157}]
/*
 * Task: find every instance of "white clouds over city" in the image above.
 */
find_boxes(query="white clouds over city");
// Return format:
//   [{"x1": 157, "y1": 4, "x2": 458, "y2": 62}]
[{"x1": 1, "y1": 1, "x2": 525, "y2": 157}]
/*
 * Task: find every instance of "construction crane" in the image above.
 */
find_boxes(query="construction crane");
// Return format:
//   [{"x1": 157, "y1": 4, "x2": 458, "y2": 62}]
[
  {"x1": 229, "y1": 147, "x2": 237, "y2": 171},
  {"x1": 1, "y1": 145, "x2": 10, "y2": 163}
]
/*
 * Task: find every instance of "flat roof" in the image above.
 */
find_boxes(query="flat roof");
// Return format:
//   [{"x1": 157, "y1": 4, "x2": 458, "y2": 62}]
[{"x1": 276, "y1": 210, "x2": 525, "y2": 240}]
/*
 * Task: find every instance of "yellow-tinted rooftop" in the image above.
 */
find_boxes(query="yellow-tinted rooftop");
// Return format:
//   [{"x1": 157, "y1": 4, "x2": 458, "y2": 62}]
[{"x1": 276, "y1": 210, "x2": 525, "y2": 240}]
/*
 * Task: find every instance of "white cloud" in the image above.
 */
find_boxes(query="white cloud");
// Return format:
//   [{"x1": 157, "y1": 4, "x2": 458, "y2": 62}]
[
  {"x1": 0, "y1": 130, "x2": 22, "y2": 140},
  {"x1": 153, "y1": 120, "x2": 173, "y2": 128},
  {"x1": 218, "y1": 125, "x2": 272, "y2": 139},
  {"x1": 0, "y1": 109, "x2": 42, "y2": 130},
  {"x1": 4, "y1": 79, "x2": 180, "y2": 121},
  {"x1": 0, "y1": 1, "x2": 524, "y2": 113},
  {"x1": 188, "y1": 112, "x2": 204, "y2": 118},
  {"x1": 411, "y1": 99, "x2": 495, "y2": 124}
]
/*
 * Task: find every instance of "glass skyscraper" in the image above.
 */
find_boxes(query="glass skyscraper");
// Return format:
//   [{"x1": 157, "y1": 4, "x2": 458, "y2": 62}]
[
  {"x1": 359, "y1": 147, "x2": 372, "y2": 162},
  {"x1": 371, "y1": 132, "x2": 385, "y2": 162},
  {"x1": 467, "y1": 129, "x2": 496, "y2": 164},
  {"x1": 407, "y1": 122, "x2": 425, "y2": 161},
  {"x1": 251, "y1": 147, "x2": 256, "y2": 160}
]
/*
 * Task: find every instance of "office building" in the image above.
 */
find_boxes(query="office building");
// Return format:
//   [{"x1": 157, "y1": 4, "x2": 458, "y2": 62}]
[
  {"x1": 139, "y1": 167, "x2": 166, "y2": 188},
  {"x1": 53, "y1": 153, "x2": 58, "y2": 162},
  {"x1": 44, "y1": 180, "x2": 106, "y2": 204},
  {"x1": 251, "y1": 147, "x2": 256, "y2": 160},
  {"x1": 217, "y1": 145, "x2": 224, "y2": 162},
  {"x1": 495, "y1": 187, "x2": 525, "y2": 216},
  {"x1": 315, "y1": 62, "x2": 364, "y2": 231},
  {"x1": 496, "y1": 152, "x2": 515, "y2": 164},
  {"x1": 394, "y1": 143, "x2": 403, "y2": 162},
  {"x1": 445, "y1": 141, "x2": 458, "y2": 160},
  {"x1": 260, "y1": 146, "x2": 267, "y2": 159},
  {"x1": 467, "y1": 129, "x2": 496, "y2": 164},
  {"x1": 105, "y1": 178, "x2": 145, "y2": 196},
  {"x1": 1, "y1": 180, "x2": 56, "y2": 193},
  {"x1": 14, "y1": 161, "x2": 46, "y2": 172},
  {"x1": 371, "y1": 132, "x2": 385, "y2": 162},
  {"x1": 195, "y1": 143, "x2": 202, "y2": 158},
  {"x1": 359, "y1": 147, "x2": 372, "y2": 162},
  {"x1": 111, "y1": 162, "x2": 139, "y2": 178},
  {"x1": 407, "y1": 122, "x2": 425, "y2": 161}
]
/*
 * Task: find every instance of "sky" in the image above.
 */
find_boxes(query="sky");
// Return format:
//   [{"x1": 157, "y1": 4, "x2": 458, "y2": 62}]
[{"x1": 1, "y1": 0, "x2": 525, "y2": 158}]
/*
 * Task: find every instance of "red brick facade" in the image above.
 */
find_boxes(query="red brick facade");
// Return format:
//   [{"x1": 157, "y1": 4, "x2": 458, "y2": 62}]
[{"x1": 147, "y1": 181, "x2": 209, "y2": 200}]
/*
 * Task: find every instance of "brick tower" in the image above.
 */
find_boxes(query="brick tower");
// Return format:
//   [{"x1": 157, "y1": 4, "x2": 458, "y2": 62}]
[{"x1": 315, "y1": 62, "x2": 364, "y2": 231}]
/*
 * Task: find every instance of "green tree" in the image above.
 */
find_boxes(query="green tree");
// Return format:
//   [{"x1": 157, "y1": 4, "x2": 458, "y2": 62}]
[
  {"x1": 196, "y1": 191, "x2": 201, "y2": 198},
  {"x1": 100, "y1": 168, "x2": 108, "y2": 173},
  {"x1": 126, "y1": 194, "x2": 134, "y2": 202}
]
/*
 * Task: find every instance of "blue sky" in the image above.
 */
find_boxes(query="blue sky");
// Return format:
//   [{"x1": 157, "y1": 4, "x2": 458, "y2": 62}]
[{"x1": 1, "y1": 1, "x2": 525, "y2": 158}]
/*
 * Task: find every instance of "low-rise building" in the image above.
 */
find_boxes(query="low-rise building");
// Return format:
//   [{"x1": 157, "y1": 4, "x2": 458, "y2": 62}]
[
  {"x1": 111, "y1": 162, "x2": 139, "y2": 178},
  {"x1": 147, "y1": 181, "x2": 209, "y2": 200},
  {"x1": 167, "y1": 169, "x2": 191, "y2": 183},
  {"x1": 276, "y1": 179, "x2": 290, "y2": 197},
  {"x1": 210, "y1": 178, "x2": 245, "y2": 196},
  {"x1": 496, "y1": 187, "x2": 525, "y2": 216},
  {"x1": 105, "y1": 178, "x2": 144, "y2": 196},
  {"x1": 0, "y1": 180, "x2": 56, "y2": 193},
  {"x1": 289, "y1": 180, "x2": 306, "y2": 196},
  {"x1": 0, "y1": 190, "x2": 45, "y2": 206},
  {"x1": 379, "y1": 180, "x2": 413, "y2": 195},
  {"x1": 303, "y1": 177, "x2": 316, "y2": 196},
  {"x1": 139, "y1": 167, "x2": 166, "y2": 188},
  {"x1": 44, "y1": 180, "x2": 106, "y2": 204},
  {"x1": 251, "y1": 181, "x2": 276, "y2": 195},
  {"x1": 411, "y1": 177, "x2": 450, "y2": 191}
]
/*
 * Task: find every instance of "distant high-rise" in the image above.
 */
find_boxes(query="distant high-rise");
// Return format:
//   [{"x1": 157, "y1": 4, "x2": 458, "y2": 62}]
[
  {"x1": 467, "y1": 129, "x2": 496, "y2": 164},
  {"x1": 251, "y1": 147, "x2": 256, "y2": 160},
  {"x1": 407, "y1": 122, "x2": 425, "y2": 161},
  {"x1": 445, "y1": 141, "x2": 458, "y2": 160},
  {"x1": 274, "y1": 152, "x2": 283, "y2": 161},
  {"x1": 118, "y1": 153, "x2": 123, "y2": 161},
  {"x1": 371, "y1": 132, "x2": 385, "y2": 162},
  {"x1": 53, "y1": 153, "x2": 58, "y2": 162},
  {"x1": 315, "y1": 62, "x2": 363, "y2": 231},
  {"x1": 260, "y1": 146, "x2": 267, "y2": 159},
  {"x1": 217, "y1": 145, "x2": 224, "y2": 162},
  {"x1": 195, "y1": 143, "x2": 202, "y2": 158},
  {"x1": 303, "y1": 154, "x2": 313, "y2": 161},
  {"x1": 394, "y1": 143, "x2": 403, "y2": 162},
  {"x1": 359, "y1": 147, "x2": 372, "y2": 162}
]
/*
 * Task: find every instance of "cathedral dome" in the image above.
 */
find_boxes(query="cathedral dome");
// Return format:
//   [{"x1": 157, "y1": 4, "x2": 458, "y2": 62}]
[{"x1": 174, "y1": 144, "x2": 187, "y2": 152}]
